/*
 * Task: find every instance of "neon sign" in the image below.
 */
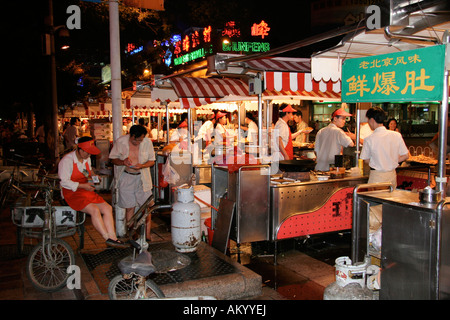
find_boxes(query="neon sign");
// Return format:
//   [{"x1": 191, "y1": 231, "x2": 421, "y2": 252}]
[
  {"x1": 222, "y1": 21, "x2": 241, "y2": 38},
  {"x1": 203, "y1": 26, "x2": 212, "y2": 43},
  {"x1": 174, "y1": 46, "x2": 213, "y2": 66},
  {"x1": 125, "y1": 43, "x2": 143, "y2": 55},
  {"x1": 222, "y1": 41, "x2": 270, "y2": 53},
  {"x1": 251, "y1": 20, "x2": 270, "y2": 39}
]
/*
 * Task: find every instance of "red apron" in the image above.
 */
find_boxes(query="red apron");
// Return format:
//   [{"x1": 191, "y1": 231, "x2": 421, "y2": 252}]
[
  {"x1": 285, "y1": 130, "x2": 294, "y2": 160},
  {"x1": 62, "y1": 161, "x2": 104, "y2": 211}
]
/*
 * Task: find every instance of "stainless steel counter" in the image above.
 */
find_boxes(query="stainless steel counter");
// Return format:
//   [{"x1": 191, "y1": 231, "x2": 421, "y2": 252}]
[
  {"x1": 353, "y1": 187, "x2": 450, "y2": 299},
  {"x1": 271, "y1": 175, "x2": 368, "y2": 241}
]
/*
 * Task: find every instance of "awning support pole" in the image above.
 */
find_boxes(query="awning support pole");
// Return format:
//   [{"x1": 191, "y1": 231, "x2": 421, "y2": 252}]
[{"x1": 436, "y1": 43, "x2": 449, "y2": 195}]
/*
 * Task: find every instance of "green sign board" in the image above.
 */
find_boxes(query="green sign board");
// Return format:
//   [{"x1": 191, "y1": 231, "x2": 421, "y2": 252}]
[{"x1": 342, "y1": 45, "x2": 446, "y2": 103}]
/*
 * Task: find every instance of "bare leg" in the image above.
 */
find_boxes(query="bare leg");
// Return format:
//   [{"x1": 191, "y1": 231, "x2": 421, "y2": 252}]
[{"x1": 81, "y1": 202, "x2": 117, "y2": 241}]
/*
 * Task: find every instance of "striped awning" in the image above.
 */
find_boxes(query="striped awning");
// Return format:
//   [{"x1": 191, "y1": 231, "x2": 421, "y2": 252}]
[
  {"x1": 263, "y1": 71, "x2": 341, "y2": 100},
  {"x1": 244, "y1": 57, "x2": 310, "y2": 73},
  {"x1": 170, "y1": 77, "x2": 250, "y2": 108}
]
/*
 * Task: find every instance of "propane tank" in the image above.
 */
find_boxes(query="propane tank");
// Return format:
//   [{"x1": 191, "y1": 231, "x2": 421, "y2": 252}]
[
  {"x1": 171, "y1": 186, "x2": 201, "y2": 253},
  {"x1": 323, "y1": 256, "x2": 378, "y2": 300}
]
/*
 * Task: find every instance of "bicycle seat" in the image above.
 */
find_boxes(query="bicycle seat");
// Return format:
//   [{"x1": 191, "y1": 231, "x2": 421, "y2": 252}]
[{"x1": 118, "y1": 251, "x2": 156, "y2": 277}]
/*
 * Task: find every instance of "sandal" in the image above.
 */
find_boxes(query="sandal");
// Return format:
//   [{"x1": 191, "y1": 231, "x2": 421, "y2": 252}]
[{"x1": 106, "y1": 238, "x2": 129, "y2": 249}]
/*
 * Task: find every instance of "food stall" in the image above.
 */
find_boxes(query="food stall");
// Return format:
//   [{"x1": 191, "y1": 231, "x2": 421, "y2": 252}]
[
  {"x1": 151, "y1": 56, "x2": 367, "y2": 263},
  {"x1": 338, "y1": 36, "x2": 450, "y2": 299}
]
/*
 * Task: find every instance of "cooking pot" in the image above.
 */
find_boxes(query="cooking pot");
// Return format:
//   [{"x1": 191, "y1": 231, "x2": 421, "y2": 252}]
[{"x1": 419, "y1": 186, "x2": 441, "y2": 204}]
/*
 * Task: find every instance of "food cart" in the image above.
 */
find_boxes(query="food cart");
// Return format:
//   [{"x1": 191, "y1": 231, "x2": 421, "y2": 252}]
[
  {"x1": 151, "y1": 56, "x2": 364, "y2": 263},
  {"x1": 340, "y1": 39, "x2": 450, "y2": 299}
]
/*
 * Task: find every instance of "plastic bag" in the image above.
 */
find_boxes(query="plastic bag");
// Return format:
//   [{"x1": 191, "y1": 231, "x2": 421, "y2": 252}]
[{"x1": 162, "y1": 158, "x2": 180, "y2": 185}]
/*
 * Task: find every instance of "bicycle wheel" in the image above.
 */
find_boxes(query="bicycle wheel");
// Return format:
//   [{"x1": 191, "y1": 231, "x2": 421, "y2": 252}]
[
  {"x1": 26, "y1": 238, "x2": 75, "y2": 292},
  {"x1": 108, "y1": 275, "x2": 165, "y2": 300}
]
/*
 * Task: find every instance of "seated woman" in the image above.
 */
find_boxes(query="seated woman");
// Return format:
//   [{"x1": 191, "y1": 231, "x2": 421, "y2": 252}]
[{"x1": 58, "y1": 136, "x2": 127, "y2": 248}]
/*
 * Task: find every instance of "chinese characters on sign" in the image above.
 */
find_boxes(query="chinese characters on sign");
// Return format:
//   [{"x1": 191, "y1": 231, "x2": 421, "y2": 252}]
[
  {"x1": 342, "y1": 45, "x2": 445, "y2": 103},
  {"x1": 160, "y1": 20, "x2": 272, "y2": 67},
  {"x1": 222, "y1": 21, "x2": 241, "y2": 38},
  {"x1": 251, "y1": 20, "x2": 271, "y2": 39}
]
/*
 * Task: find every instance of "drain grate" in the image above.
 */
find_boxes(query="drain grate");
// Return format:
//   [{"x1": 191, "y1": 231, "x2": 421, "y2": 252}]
[{"x1": 81, "y1": 242, "x2": 239, "y2": 292}]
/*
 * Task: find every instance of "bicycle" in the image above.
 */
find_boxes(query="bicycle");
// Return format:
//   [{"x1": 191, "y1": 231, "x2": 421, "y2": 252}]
[
  {"x1": 0, "y1": 157, "x2": 37, "y2": 208},
  {"x1": 108, "y1": 195, "x2": 172, "y2": 299},
  {"x1": 12, "y1": 183, "x2": 85, "y2": 292}
]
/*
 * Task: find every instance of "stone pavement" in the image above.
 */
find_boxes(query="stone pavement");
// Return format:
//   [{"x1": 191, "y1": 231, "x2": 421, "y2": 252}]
[{"x1": 0, "y1": 193, "x2": 336, "y2": 301}]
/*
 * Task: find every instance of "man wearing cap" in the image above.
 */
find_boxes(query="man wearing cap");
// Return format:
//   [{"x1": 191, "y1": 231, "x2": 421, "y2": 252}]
[
  {"x1": 314, "y1": 108, "x2": 355, "y2": 171},
  {"x1": 360, "y1": 106, "x2": 409, "y2": 187},
  {"x1": 272, "y1": 104, "x2": 297, "y2": 161},
  {"x1": 58, "y1": 136, "x2": 127, "y2": 248},
  {"x1": 109, "y1": 125, "x2": 156, "y2": 237}
]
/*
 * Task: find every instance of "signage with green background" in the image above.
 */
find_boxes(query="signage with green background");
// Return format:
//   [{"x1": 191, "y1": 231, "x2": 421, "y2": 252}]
[{"x1": 342, "y1": 45, "x2": 446, "y2": 103}]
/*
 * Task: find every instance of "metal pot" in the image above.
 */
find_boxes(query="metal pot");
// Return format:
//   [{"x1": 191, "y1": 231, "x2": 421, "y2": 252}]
[{"x1": 419, "y1": 186, "x2": 441, "y2": 204}]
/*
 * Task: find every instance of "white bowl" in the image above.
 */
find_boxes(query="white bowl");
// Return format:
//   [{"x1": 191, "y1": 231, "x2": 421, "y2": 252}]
[{"x1": 317, "y1": 175, "x2": 329, "y2": 181}]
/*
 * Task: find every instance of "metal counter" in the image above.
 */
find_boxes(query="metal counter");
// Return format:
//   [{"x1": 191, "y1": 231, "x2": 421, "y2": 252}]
[
  {"x1": 271, "y1": 176, "x2": 367, "y2": 241},
  {"x1": 211, "y1": 165, "x2": 368, "y2": 244},
  {"x1": 353, "y1": 187, "x2": 450, "y2": 299},
  {"x1": 212, "y1": 165, "x2": 271, "y2": 243}
]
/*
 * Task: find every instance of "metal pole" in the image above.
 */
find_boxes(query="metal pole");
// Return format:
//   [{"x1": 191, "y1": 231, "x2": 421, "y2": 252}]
[
  {"x1": 165, "y1": 102, "x2": 170, "y2": 144},
  {"x1": 436, "y1": 68, "x2": 449, "y2": 195},
  {"x1": 109, "y1": 0, "x2": 126, "y2": 237},
  {"x1": 109, "y1": 0, "x2": 122, "y2": 143},
  {"x1": 355, "y1": 103, "x2": 361, "y2": 163},
  {"x1": 48, "y1": 0, "x2": 59, "y2": 160}
]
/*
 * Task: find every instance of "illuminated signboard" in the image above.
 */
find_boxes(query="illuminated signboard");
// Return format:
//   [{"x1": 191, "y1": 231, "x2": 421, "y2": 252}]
[
  {"x1": 251, "y1": 20, "x2": 270, "y2": 39},
  {"x1": 174, "y1": 45, "x2": 213, "y2": 66},
  {"x1": 125, "y1": 43, "x2": 143, "y2": 55},
  {"x1": 222, "y1": 21, "x2": 241, "y2": 38},
  {"x1": 342, "y1": 45, "x2": 445, "y2": 103},
  {"x1": 161, "y1": 20, "x2": 273, "y2": 67},
  {"x1": 222, "y1": 41, "x2": 270, "y2": 53}
]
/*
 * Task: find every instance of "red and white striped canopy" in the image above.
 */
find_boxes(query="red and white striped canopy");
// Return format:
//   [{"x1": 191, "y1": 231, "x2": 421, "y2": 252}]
[
  {"x1": 170, "y1": 77, "x2": 250, "y2": 108},
  {"x1": 264, "y1": 71, "x2": 341, "y2": 100},
  {"x1": 245, "y1": 57, "x2": 311, "y2": 72}
]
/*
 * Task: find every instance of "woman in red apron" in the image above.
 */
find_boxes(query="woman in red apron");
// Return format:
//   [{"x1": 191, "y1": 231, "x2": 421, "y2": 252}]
[{"x1": 58, "y1": 136, "x2": 127, "y2": 248}]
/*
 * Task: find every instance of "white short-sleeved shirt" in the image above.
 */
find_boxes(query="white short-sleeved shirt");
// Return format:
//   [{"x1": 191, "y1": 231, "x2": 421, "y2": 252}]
[
  {"x1": 271, "y1": 118, "x2": 290, "y2": 162},
  {"x1": 58, "y1": 151, "x2": 91, "y2": 192},
  {"x1": 247, "y1": 121, "x2": 258, "y2": 144},
  {"x1": 360, "y1": 126, "x2": 408, "y2": 172},
  {"x1": 109, "y1": 135, "x2": 156, "y2": 192},
  {"x1": 196, "y1": 120, "x2": 214, "y2": 142},
  {"x1": 314, "y1": 123, "x2": 353, "y2": 171}
]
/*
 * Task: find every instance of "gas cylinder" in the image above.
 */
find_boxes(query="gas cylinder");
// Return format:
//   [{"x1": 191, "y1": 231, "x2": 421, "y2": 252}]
[
  {"x1": 171, "y1": 186, "x2": 201, "y2": 253},
  {"x1": 323, "y1": 256, "x2": 378, "y2": 300}
]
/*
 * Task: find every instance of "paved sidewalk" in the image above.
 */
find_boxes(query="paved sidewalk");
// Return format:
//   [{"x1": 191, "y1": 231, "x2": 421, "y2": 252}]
[{"x1": 0, "y1": 193, "x2": 335, "y2": 301}]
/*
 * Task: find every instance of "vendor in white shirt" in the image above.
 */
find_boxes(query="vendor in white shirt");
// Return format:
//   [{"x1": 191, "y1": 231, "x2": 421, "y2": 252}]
[
  {"x1": 314, "y1": 108, "x2": 355, "y2": 171},
  {"x1": 214, "y1": 111, "x2": 229, "y2": 145},
  {"x1": 360, "y1": 107, "x2": 409, "y2": 188},
  {"x1": 244, "y1": 112, "x2": 258, "y2": 145},
  {"x1": 272, "y1": 104, "x2": 297, "y2": 161}
]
